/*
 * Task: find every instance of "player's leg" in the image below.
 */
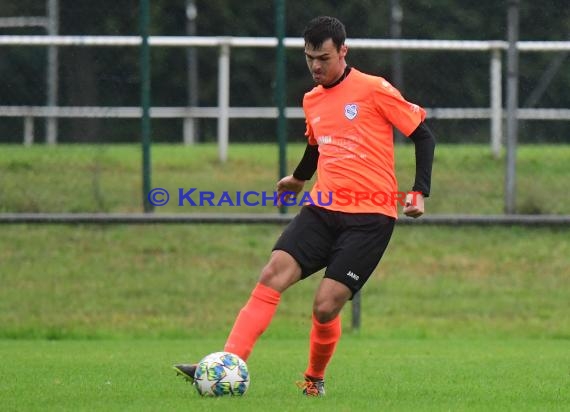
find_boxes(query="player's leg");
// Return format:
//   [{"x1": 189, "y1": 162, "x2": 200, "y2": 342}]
[
  {"x1": 175, "y1": 206, "x2": 333, "y2": 383},
  {"x1": 223, "y1": 250, "x2": 301, "y2": 360},
  {"x1": 298, "y1": 278, "x2": 349, "y2": 396},
  {"x1": 223, "y1": 205, "x2": 334, "y2": 361},
  {"x1": 175, "y1": 251, "x2": 301, "y2": 382},
  {"x1": 301, "y1": 213, "x2": 395, "y2": 395},
  {"x1": 258, "y1": 249, "x2": 303, "y2": 292},
  {"x1": 312, "y1": 277, "x2": 352, "y2": 323}
]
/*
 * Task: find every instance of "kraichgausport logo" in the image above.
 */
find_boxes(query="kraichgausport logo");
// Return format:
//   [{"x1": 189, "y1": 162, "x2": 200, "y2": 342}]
[{"x1": 147, "y1": 188, "x2": 422, "y2": 208}]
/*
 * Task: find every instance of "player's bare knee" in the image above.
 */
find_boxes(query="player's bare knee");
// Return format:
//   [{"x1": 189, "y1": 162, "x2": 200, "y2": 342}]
[
  {"x1": 259, "y1": 262, "x2": 277, "y2": 283},
  {"x1": 258, "y1": 255, "x2": 300, "y2": 292},
  {"x1": 258, "y1": 261, "x2": 279, "y2": 284},
  {"x1": 312, "y1": 301, "x2": 341, "y2": 323}
]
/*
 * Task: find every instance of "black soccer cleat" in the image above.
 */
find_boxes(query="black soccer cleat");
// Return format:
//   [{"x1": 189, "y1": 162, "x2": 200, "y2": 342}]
[
  {"x1": 296, "y1": 375, "x2": 326, "y2": 397},
  {"x1": 173, "y1": 363, "x2": 198, "y2": 384}
]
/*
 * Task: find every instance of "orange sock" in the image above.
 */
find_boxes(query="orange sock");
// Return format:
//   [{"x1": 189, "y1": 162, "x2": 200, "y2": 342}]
[
  {"x1": 305, "y1": 314, "x2": 342, "y2": 380},
  {"x1": 223, "y1": 282, "x2": 281, "y2": 361}
]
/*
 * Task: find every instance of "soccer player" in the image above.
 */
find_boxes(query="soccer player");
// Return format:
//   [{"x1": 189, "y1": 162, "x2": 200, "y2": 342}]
[{"x1": 174, "y1": 16, "x2": 435, "y2": 397}]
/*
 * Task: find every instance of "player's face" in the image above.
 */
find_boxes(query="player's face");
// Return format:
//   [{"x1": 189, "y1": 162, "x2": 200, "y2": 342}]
[{"x1": 305, "y1": 39, "x2": 348, "y2": 86}]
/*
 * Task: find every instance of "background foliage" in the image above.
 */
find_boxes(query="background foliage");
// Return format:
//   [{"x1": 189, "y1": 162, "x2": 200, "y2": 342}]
[{"x1": 0, "y1": 0, "x2": 569, "y2": 143}]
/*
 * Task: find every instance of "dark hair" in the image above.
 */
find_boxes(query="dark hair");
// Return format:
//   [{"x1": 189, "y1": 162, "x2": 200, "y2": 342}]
[{"x1": 303, "y1": 16, "x2": 346, "y2": 51}]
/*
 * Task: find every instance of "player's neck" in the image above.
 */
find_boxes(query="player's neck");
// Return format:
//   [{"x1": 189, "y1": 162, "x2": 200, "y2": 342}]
[{"x1": 323, "y1": 65, "x2": 351, "y2": 89}]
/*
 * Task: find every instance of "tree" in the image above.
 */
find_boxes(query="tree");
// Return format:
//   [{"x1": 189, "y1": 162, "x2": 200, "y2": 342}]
[{"x1": 0, "y1": 0, "x2": 568, "y2": 142}]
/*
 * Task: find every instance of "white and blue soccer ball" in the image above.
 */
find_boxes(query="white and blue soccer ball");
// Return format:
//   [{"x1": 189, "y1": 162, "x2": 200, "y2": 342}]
[{"x1": 194, "y1": 351, "x2": 250, "y2": 397}]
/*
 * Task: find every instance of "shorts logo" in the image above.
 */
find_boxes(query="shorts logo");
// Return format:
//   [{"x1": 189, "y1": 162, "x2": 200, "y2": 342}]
[
  {"x1": 346, "y1": 270, "x2": 360, "y2": 281},
  {"x1": 344, "y1": 104, "x2": 358, "y2": 120}
]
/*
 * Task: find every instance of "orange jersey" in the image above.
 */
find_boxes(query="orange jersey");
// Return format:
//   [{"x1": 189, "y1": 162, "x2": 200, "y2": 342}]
[{"x1": 303, "y1": 68, "x2": 426, "y2": 217}]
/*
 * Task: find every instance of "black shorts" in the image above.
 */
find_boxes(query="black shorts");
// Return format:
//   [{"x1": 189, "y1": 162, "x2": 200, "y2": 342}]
[{"x1": 273, "y1": 205, "x2": 395, "y2": 296}]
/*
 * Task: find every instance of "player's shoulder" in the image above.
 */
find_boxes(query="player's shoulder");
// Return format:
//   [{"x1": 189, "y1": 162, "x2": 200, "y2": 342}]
[
  {"x1": 353, "y1": 70, "x2": 392, "y2": 89},
  {"x1": 303, "y1": 85, "x2": 323, "y2": 99},
  {"x1": 347, "y1": 69, "x2": 396, "y2": 99},
  {"x1": 302, "y1": 85, "x2": 325, "y2": 107},
  {"x1": 349, "y1": 68, "x2": 382, "y2": 85},
  {"x1": 357, "y1": 70, "x2": 402, "y2": 98}
]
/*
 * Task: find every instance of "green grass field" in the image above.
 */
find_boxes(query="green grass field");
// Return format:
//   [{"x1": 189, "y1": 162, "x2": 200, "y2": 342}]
[
  {"x1": 1, "y1": 144, "x2": 569, "y2": 410},
  {"x1": 1, "y1": 338, "x2": 568, "y2": 411},
  {"x1": 1, "y1": 143, "x2": 569, "y2": 214}
]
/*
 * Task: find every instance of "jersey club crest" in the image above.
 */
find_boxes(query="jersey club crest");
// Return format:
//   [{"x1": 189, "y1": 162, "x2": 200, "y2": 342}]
[{"x1": 344, "y1": 103, "x2": 358, "y2": 120}]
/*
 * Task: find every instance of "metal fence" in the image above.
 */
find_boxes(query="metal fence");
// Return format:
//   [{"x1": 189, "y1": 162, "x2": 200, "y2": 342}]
[
  {"x1": 1, "y1": 35, "x2": 569, "y2": 218},
  {"x1": 1, "y1": 35, "x2": 570, "y2": 162}
]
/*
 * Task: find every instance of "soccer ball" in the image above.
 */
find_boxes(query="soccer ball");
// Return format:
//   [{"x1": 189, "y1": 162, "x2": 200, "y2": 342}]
[{"x1": 194, "y1": 351, "x2": 250, "y2": 397}]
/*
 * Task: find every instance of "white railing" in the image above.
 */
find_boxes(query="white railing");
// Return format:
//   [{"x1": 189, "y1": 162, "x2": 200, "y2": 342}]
[{"x1": 1, "y1": 35, "x2": 569, "y2": 160}]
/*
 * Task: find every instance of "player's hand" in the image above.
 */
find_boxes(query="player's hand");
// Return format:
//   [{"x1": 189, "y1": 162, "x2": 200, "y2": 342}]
[
  {"x1": 403, "y1": 192, "x2": 425, "y2": 218},
  {"x1": 276, "y1": 175, "x2": 305, "y2": 207}
]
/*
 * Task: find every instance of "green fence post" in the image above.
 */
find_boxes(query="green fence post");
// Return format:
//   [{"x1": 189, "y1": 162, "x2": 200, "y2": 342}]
[
  {"x1": 140, "y1": 0, "x2": 153, "y2": 213},
  {"x1": 275, "y1": 0, "x2": 287, "y2": 214}
]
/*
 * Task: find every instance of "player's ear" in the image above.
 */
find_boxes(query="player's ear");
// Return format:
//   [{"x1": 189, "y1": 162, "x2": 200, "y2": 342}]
[{"x1": 339, "y1": 44, "x2": 348, "y2": 59}]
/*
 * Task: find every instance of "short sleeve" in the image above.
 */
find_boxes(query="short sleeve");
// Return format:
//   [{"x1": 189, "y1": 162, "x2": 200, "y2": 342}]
[
  {"x1": 373, "y1": 78, "x2": 426, "y2": 137},
  {"x1": 304, "y1": 111, "x2": 317, "y2": 145}
]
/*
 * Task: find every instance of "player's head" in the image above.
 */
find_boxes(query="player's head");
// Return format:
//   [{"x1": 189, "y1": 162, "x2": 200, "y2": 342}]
[
  {"x1": 302, "y1": 17, "x2": 348, "y2": 86},
  {"x1": 303, "y1": 16, "x2": 346, "y2": 51}
]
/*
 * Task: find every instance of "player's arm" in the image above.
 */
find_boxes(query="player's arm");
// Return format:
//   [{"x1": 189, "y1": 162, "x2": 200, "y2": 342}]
[
  {"x1": 403, "y1": 122, "x2": 436, "y2": 218},
  {"x1": 276, "y1": 143, "x2": 319, "y2": 207},
  {"x1": 293, "y1": 143, "x2": 319, "y2": 181}
]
